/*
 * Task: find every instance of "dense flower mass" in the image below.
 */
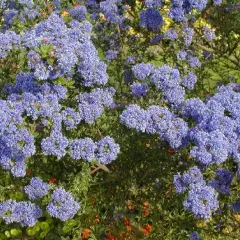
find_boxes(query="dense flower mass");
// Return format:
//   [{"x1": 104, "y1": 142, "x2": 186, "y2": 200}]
[{"x1": 0, "y1": 0, "x2": 239, "y2": 238}]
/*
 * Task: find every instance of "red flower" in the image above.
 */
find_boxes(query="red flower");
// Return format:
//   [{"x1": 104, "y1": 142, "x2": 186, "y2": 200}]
[
  {"x1": 167, "y1": 148, "x2": 175, "y2": 153},
  {"x1": 26, "y1": 169, "x2": 31, "y2": 175},
  {"x1": 49, "y1": 177, "x2": 57, "y2": 183}
]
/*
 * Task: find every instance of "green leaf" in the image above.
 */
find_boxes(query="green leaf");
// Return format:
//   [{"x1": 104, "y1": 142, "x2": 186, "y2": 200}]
[
  {"x1": 10, "y1": 228, "x2": 21, "y2": 237},
  {"x1": 39, "y1": 222, "x2": 50, "y2": 230},
  {"x1": 47, "y1": 57, "x2": 55, "y2": 66},
  {"x1": 26, "y1": 227, "x2": 36, "y2": 236},
  {"x1": 4, "y1": 231, "x2": 11, "y2": 239}
]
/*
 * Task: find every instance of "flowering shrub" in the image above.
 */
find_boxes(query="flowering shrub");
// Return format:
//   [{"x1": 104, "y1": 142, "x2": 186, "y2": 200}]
[{"x1": 0, "y1": 0, "x2": 240, "y2": 239}]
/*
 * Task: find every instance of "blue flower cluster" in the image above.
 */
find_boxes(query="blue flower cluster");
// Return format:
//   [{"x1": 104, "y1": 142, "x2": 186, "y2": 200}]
[
  {"x1": 174, "y1": 167, "x2": 219, "y2": 219},
  {"x1": 77, "y1": 88, "x2": 115, "y2": 124},
  {"x1": 174, "y1": 166, "x2": 204, "y2": 194},
  {"x1": 0, "y1": 31, "x2": 20, "y2": 58},
  {"x1": 0, "y1": 200, "x2": 42, "y2": 227},
  {"x1": 120, "y1": 104, "x2": 189, "y2": 149},
  {"x1": 100, "y1": 0, "x2": 124, "y2": 24},
  {"x1": 130, "y1": 83, "x2": 149, "y2": 98},
  {"x1": 169, "y1": 0, "x2": 207, "y2": 22},
  {"x1": 41, "y1": 131, "x2": 69, "y2": 159},
  {"x1": 24, "y1": 177, "x2": 49, "y2": 200},
  {"x1": 69, "y1": 136, "x2": 120, "y2": 164},
  {"x1": 131, "y1": 63, "x2": 191, "y2": 106},
  {"x1": 203, "y1": 26, "x2": 215, "y2": 41},
  {"x1": 182, "y1": 72, "x2": 198, "y2": 90},
  {"x1": 165, "y1": 29, "x2": 178, "y2": 40},
  {"x1": 183, "y1": 183, "x2": 219, "y2": 219},
  {"x1": 132, "y1": 63, "x2": 154, "y2": 81},
  {"x1": 140, "y1": 8, "x2": 164, "y2": 32},
  {"x1": 145, "y1": 0, "x2": 162, "y2": 8},
  {"x1": 1, "y1": 177, "x2": 81, "y2": 225},
  {"x1": 46, "y1": 188, "x2": 80, "y2": 221},
  {"x1": 0, "y1": 99, "x2": 35, "y2": 177},
  {"x1": 209, "y1": 168, "x2": 234, "y2": 194},
  {"x1": 69, "y1": 5, "x2": 87, "y2": 21},
  {"x1": 19, "y1": 12, "x2": 108, "y2": 85},
  {"x1": 181, "y1": 84, "x2": 240, "y2": 166},
  {"x1": 1, "y1": 0, "x2": 40, "y2": 29}
]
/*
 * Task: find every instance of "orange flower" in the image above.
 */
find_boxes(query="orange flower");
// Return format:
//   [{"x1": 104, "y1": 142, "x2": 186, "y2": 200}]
[
  {"x1": 105, "y1": 232, "x2": 118, "y2": 240},
  {"x1": 99, "y1": 13, "x2": 107, "y2": 21},
  {"x1": 143, "y1": 201, "x2": 149, "y2": 207},
  {"x1": 126, "y1": 225, "x2": 132, "y2": 231},
  {"x1": 81, "y1": 228, "x2": 91, "y2": 239},
  {"x1": 124, "y1": 217, "x2": 130, "y2": 226},
  {"x1": 126, "y1": 200, "x2": 135, "y2": 211},
  {"x1": 143, "y1": 209, "x2": 150, "y2": 217},
  {"x1": 141, "y1": 224, "x2": 152, "y2": 237},
  {"x1": 234, "y1": 214, "x2": 240, "y2": 222},
  {"x1": 142, "y1": 201, "x2": 151, "y2": 216},
  {"x1": 144, "y1": 224, "x2": 152, "y2": 232},
  {"x1": 141, "y1": 228, "x2": 149, "y2": 237},
  {"x1": 94, "y1": 215, "x2": 100, "y2": 223},
  {"x1": 26, "y1": 169, "x2": 31, "y2": 175},
  {"x1": 62, "y1": 11, "x2": 69, "y2": 17}
]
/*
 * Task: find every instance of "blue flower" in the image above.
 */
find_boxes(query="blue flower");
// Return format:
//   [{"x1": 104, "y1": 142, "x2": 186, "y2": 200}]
[{"x1": 189, "y1": 231, "x2": 203, "y2": 240}]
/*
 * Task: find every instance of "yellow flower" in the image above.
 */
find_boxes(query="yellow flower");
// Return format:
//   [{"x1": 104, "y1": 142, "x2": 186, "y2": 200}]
[
  {"x1": 234, "y1": 214, "x2": 240, "y2": 222},
  {"x1": 61, "y1": 11, "x2": 69, "y2": 17},
  {"x1": 223, "y1": 226, "x2": 233, "y2": 234},
  {"x1": 193, "y1": 17, "x2": 212, "y2": 29},
  {"x1": 196, "y1": 220, "x2": 208, "y2": 228},
  {"x1": 127, "y1": 27, "x2": 141, "y2": 36},
  {"x1": 99, "y1": 13, "x2": 107, "y2": 21},
  {"x1": 162, "y1": 16, "x2": 174, "y2": 31}
]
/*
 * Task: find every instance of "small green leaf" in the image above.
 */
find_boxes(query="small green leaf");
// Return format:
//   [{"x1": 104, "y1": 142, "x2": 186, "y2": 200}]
[{"x1": 39, "y1": 222, "x2": 50, "y2": 230}]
